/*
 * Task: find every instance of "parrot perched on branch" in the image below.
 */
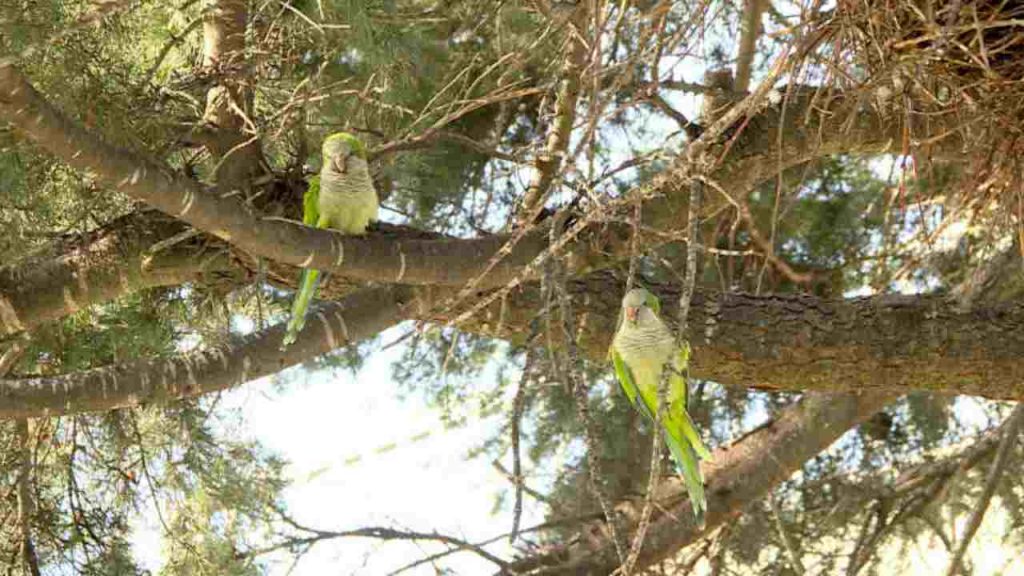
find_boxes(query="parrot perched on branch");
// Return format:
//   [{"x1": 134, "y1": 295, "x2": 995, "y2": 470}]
[
  {"x1": 281, "y1": 132, "x2": 379, "y2": 349},
  {"x1": 610, "y1": 287, "x2": 713, "y2": 525}
]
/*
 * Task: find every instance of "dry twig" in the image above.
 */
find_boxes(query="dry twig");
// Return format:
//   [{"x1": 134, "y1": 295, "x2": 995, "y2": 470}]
[{"x1": 943, "y1": 404, "x2": 1024, "y2": 576}]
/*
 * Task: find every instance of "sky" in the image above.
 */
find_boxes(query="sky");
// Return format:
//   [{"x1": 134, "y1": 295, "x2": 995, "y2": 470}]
[{"x1": 133, "y1": 324, "x2": 544, "y2": 575}]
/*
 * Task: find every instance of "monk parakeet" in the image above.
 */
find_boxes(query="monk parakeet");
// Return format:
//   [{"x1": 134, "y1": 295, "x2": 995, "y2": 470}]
[
  {"x1": 610, "y1": 287, "x2": 713, "y2": 524},
  {"x1": 281, "y1": 132, "x2": 379, "y2": 348}
]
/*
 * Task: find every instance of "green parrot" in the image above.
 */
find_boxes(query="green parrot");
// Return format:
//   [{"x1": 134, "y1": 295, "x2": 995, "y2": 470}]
[
  {"x1": 281, "y1": 132, "x2": 379, "y2": 349},
  {"x1": 610, "y1": 287, "x2": 713, "y2": 525}
]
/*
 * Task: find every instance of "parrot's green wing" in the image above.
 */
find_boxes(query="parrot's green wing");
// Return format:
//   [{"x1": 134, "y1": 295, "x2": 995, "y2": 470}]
[
  {"x1": 670, "y1": 343, "x2": 713, "y2": 461},
  {"x1": 302, "y1": 175, "x2": 321, "y2": 226},
  {"x1": 663, "y1": 358, "x2": 709, "y2": 525},
  {"x1": 281, "y1": 177, "x2": 325, "y2": 349},
  {"x1": 678, "y1": 408, "x2": 713, "y2": 461},
  {"x1": 665, "y1": 427, "x2": 707, "y2": 526}
]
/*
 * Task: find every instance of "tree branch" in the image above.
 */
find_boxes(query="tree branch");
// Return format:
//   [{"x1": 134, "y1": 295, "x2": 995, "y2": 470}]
[
  {"x1": 734, "y1": 0, "x2": 766, "y2": 93},
  {"x1": 942, "y1": 404, "x2": 1024, "y2": 576},
  {"x1": 0, "y1": 211, "x2": 233, "y2": 335},
  {"x1": 0, "y1": 61, "x2": 934, "y2": 292},
  {"x1": 506, "y1": 391, "x2": 896, "y2": 574},
  {"x1": 0, "y1": 62, "x2": 552, "y2": 289},
  {"x1": 0, "y1": 287, "x2": 411, "y2": 418},
  {"x1": 9, "y1": 273, "x2": 1024, "y2": 420},
  {"x1": 517, "y1": 3, "x2": 589, "y2": 225},
  {"x1": 15, "y1": 417, "x2": 40, "y2": 576},
  {"x1": 1, "y1": 344, "x2": 39, "y2": 576},
  {"x1": 200, "y1": 0, "x2": 264, "y2": 191},
  {"x1": 770, "y1": 495, "x2": 805, "y2": 576},
  {"x1": 240, "y1": 522, "x2": 509, "y2": 570},
  {"x1": 444, "y1": 275, "x2": 1024, "y2": 402}
]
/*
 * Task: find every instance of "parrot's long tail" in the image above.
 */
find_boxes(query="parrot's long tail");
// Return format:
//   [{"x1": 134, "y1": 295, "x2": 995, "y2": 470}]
[
  {"x1": 665, "y1": 428, "x2": 708, "y2": 528},
  {"x1": 281, "y1": 268, "x2": 321, "y2": 349}
]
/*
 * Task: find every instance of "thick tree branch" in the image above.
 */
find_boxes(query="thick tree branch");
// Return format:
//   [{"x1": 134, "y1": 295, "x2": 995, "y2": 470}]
[
  {"x1": 0, "y1": 211, "x2": 233, "y2": 335},
  {"x1": 0, "y1": 288, "x2": 411, "y2": 418},
  {"x1": 517, "y1": 4, "x2": 588, "y2": 225},
  {"x1": 443, "y1": 275, "x2": 1024, "y2": 401},
  {"x1": 200, "y1": 0, "x2": 264, "y2": 191},
  {"x1": 505, "y1": 391, "x2": 896, "y2": 575},
  {"x1": 734, "y1": 0, "x2": 766, "y2": 93},
  {"x1": 0, "y1": 62, "x2": 550, "y2": 289},
  {"x1": 0, "y1": 61, "x2": 931, "y2": 292},
  {"x1": 8, "y1": 271, "x2": 1024, "y2": 419}
]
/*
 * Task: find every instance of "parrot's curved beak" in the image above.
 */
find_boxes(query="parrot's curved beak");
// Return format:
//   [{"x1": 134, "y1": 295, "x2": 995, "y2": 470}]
[
  {"x1": 625, "y1": 306, "x2": 639, "y2": 324},
  {"x1": 331, "y1": 153, "x2": 349, "y2": 174}
]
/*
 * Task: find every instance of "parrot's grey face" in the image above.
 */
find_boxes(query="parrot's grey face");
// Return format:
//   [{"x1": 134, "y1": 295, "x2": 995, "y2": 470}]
[
  {"x1": 325, "y1": 141, "x2": 355, "y2": 175},
  {"x1": 621, "y1": 288, "x2": 652, "y2": 327}
]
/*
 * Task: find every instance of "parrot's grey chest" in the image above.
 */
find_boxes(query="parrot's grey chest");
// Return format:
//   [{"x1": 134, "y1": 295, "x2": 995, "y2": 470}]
[
  {"x1": 321, "y1": 163, "x2": 375, "y2": 198},
  {"x1": 612, "y1": 321, "x2": 675, "y2": 367}
]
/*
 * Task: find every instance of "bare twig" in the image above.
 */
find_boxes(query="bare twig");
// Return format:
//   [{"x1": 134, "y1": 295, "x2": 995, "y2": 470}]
[
  {"x1": 625, "y1": 197, "x2": 642, "y2": 291},
  {"x1": 646, "y1": 91, "x2": 699, "y2": 135},
  {"x1": 387, "y1": 512, "x2": 602, "y2": 576},
  {"x1": 943, "y1": 404, "x2": 1024, "y2": 576},
  {"x1": 700, "y1": 175, "x2": 813, "y2": 285},
  {"x1": 143, "y1": 16, "x2": 204, "y2": 85},
  {"x1": 252, "y1": 509, "x2": 510, "y2": 570},
  {"x1": 676, "y1": 177, "x2": 703, "y2": 339},
  {"x1": 617, "y1": 419, "x2": 662, "y2": 576},
  {"x1": 492, "y1": 460, "x2": 549, "y2": 505},
  {"x1": 509, "y1": 348, "x2": 536, "y2": 542},
  {"x1": 770, "y1": 495, "x2": 805, "y2": 576}
]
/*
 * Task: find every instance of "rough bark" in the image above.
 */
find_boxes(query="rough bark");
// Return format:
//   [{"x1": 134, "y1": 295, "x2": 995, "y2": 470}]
[
  {"x1": 445, "y1": 275, "x2": 1024, "y2": 401},
  {"x1": 517, "y1": 4, "x2": 588, "y2": 225},
  {"x1": 200, "y1": 0, "x2": 264, "y2": 192},
  {"x1": 0, "y1": 212, "x2": 233, "y2": 335},
  {"x1": 0, "y1": 288, "x2": 410, "y2": 418},
  {"x1": 505, "y1": 391, "x2": 896, "y2": 575},
  {"x1": 0, "y1": 61, "x2": 936, "y2": 291},
  {"x1": 8, "y1": 272, "x2": 1024, "y2": 419}
]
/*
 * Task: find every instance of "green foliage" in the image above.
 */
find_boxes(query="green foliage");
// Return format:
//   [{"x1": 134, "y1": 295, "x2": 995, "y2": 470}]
[
  {"x1": 1, "y1": 0, "x2": 1021, "y2": 573},
  {"x1": 26, "y1": 293, "x2": 177, "y2": 372}
]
